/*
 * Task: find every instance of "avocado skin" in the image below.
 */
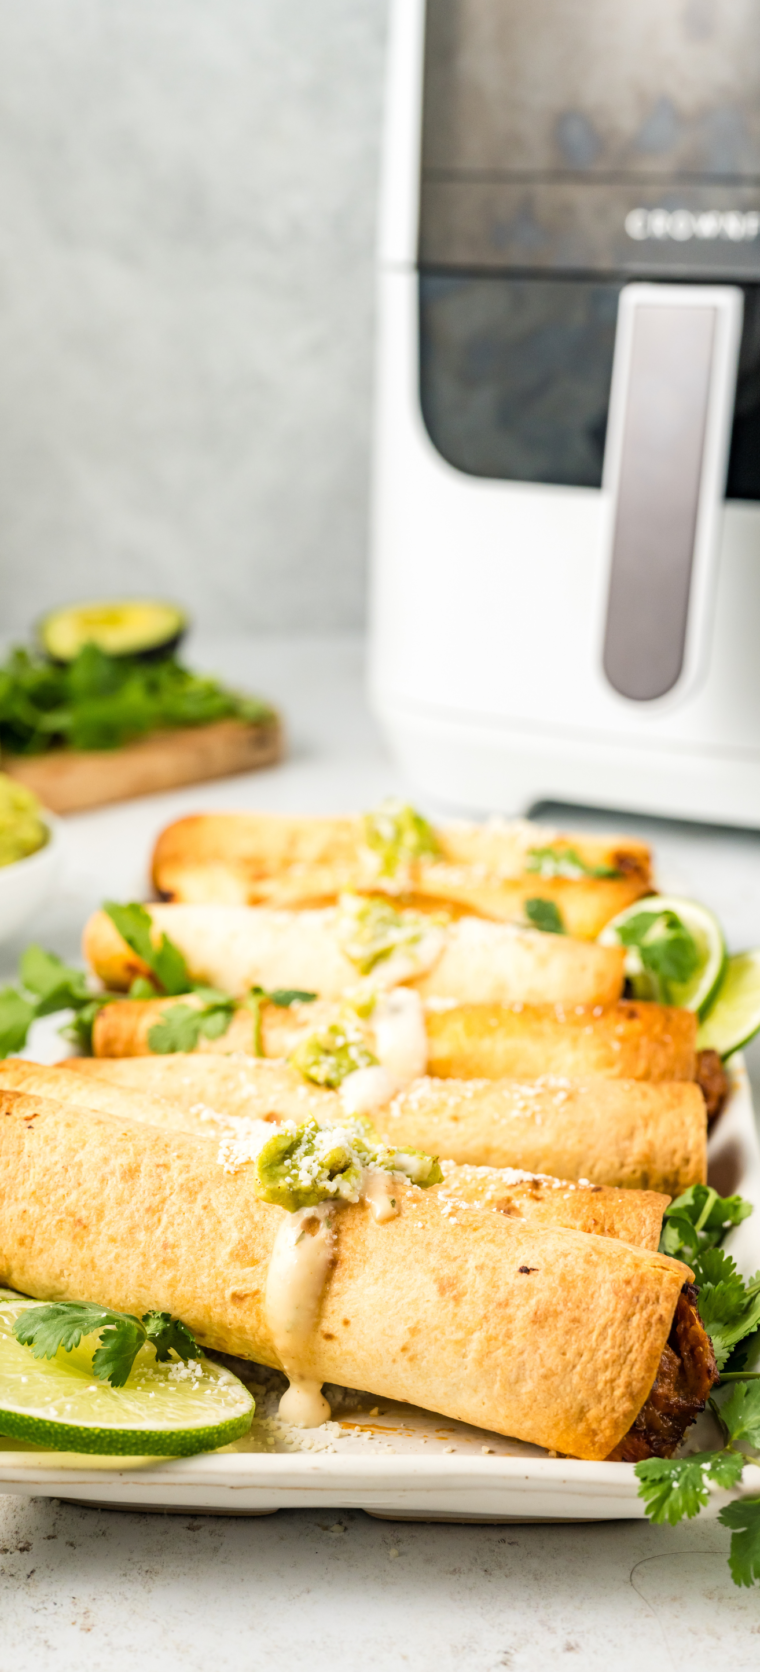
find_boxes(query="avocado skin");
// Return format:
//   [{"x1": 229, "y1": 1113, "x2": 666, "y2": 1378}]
[
  {"x1": 46, "y1": 630, "x2": 187, "y2": 667},
  {"x1": 38, "y1": 602, "x2": 187, "y2": 664}
]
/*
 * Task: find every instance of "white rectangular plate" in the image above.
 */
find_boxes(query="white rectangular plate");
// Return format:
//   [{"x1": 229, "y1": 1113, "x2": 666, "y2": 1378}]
[{"x1": 2, "y1": 1062, "x2": 759, "y2": 1522}]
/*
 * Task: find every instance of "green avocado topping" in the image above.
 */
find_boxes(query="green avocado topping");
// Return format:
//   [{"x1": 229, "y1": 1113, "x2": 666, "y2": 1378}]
[
  {"x1": 0, "y1": 775, "x2": 49, "y2": 867},
  {"x1": 288, "y1": 1023, "x2": 378, "y2": 1089},
  {"x1": 525, "y1": 843, "x2": 622, "y2": 880},
  {"x1": 362, "y1": 799, "x2": 441, "y2": 879},
  {"x1": 254, "y1": 1116, "x2": 442, "y2": 1211},
  {"x1": 336, "y1": 894, "x2": 433, "y2": 977}
]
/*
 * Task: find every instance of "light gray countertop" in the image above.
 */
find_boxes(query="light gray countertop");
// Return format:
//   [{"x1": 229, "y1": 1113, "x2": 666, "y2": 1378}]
[{"x1": 2, "y1": 632, "x2": 760, "y2": 1669}]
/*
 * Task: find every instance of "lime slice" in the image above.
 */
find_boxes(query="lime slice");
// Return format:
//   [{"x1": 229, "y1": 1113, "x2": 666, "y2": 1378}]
[
  {"x1": 697, "y1": 950, "x2": 760, "y2": 1059},
  {"x1": 0, "y1": 1291, "x2": 254, "y2": 1456},
  {"x1": 599, "y1": 895, "x2": 725, "y2": 1015}
]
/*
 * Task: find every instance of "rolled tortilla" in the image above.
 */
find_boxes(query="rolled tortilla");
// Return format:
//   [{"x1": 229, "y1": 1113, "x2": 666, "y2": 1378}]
[
  {"x1": 90, "y1": 990, "x2": 695, "y2": 1087},
  {"x1": 425, "y1": 1000, "x2": 697, "y2": 1083},
  {"x1": 0, "y1": 1060, "x2": 670, "y2": 1248},
  {"x1": 435, "y1": 1162, "x2": 668, "y2": 1249},
  {"x1": 83, "y1": 903, "x2": 625, "y2": 1007},
  {"x1": 379, "y1": 1076, "x2": 706, "y2": 1194},
  {"x1": 152, "y1": 811, "x2": 651, "y2": 937},
  {"x1": 0, "y1": 1087, "x2": 698, "y2": 1459},
  {"x1": 54, "y1": 1053, "x2": 707, "y2": 1195}
]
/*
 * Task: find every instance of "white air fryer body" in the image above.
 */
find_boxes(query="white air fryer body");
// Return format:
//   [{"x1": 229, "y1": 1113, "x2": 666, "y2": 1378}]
[{"x1": 369, "y1": 0, "x2": 760, "y2": 825}]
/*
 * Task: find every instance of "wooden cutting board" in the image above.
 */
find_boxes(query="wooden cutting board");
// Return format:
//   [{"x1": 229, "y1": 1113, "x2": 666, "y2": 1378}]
[{"x1": 2, "y1": 715, "x2": 283, "y2": 814}]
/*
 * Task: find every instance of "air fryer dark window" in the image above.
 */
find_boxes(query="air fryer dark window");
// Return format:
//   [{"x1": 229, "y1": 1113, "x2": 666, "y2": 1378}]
[{"x1": 419, "y1": 274, "x2": 760, "y2": 498}]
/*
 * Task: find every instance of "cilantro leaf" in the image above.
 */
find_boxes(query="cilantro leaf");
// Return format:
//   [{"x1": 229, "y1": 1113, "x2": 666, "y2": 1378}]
[
  {"x1": 0, "y1": 986, "x2": 37, "y2": 1056},
  {"x1": 91, "y1": 1316, "x2": 148, "y2": 1387},
  {"x1": 13, "y1": 1300, "x2": 201, "y2": 1388},
  {"x1": 13, "y1": 1301, "x2": 125, "y2": 1359},
  {"x1": 60, "y1": 996, "x2": 113, "y2": 1054},
  {"x1": 269, "y1": 989, "x2": 317, "y2": 1008},
  {"x1": 695, "y1": 1244, "x2": 744, "y2": 1290},
  {"x1": 0, "y1": 943, "x2": 108, "y2": 1059},
  {"x1": 615, "y1": 908, "x2": 699, "y2": 1005},
  {"x1": 724, "y1": 1328, "x2": 760, "y2": 1375},
  {"x1": 19, "y1": 946, "x2": 90, "y2": 1014},
  {"x1": 524, "y1": 898, "x2": 565, "y2": 935},
  {"x1": 197, "y1": 1000, "x2": 235, "y2": 1041},
  {"x1": 695, "y1": 1250, "x2": 760, "y2": 1368},
  {"x1": 147, "y1": 988, "x2": 234, "y2": 1053},
  {"x1": 660, "y1": 1185, "x2": 753, "y2": 1262},
  {"x1": 147, "y1": 1004, "x2": 203, "y2": 1054},
  {"x1": 526, "y1": 844, "x2": 621, "y2": 880},
  {"x1": 128, "y1": 975, "x2": 161, "y2": 1000},
  {"x1": 104, "y1": 902, "x2": 191, "y2": 997},
  {"x1": 718, "y1": 1381, "x2": 760, "y2": 1451},
  {"x1": 635, "y1": 1450, "x2": 745, "y2": 1524},
  {"x1": 719, "y1": 1498, "x2": 760, "y2": 1587},
  {"x1": 142, "y1": 1311, "x2": 200, "y2": 1364}
]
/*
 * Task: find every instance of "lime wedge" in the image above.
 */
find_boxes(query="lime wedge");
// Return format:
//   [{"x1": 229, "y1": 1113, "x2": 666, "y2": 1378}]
[
  {"x1": 599, "y1": 895, "x2": 725, "y2": 1015},
  {"x1": 697, "y1": 950, "x2": 760, "y2": 1059},
  {"x1": 0, "y1": 1291, "x2": 254, "y2": 1456}
]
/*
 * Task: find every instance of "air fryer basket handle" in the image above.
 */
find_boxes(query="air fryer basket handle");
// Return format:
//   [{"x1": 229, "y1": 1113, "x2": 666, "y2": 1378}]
[{"x1": 602, "y1": 284, "x2": 743, "y2": 703}]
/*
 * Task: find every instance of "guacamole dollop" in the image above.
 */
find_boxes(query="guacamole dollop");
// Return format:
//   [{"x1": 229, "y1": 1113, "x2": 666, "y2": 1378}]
[
  {"x1": 255, "y1": 1115, "x2": 443, "y2": 1212},
  {"x1": 362, "y1": 798, "x2": 440, "y2": 879},
  {"x1": 0, "y1": 775, "x2": 49, "y2": 868}
]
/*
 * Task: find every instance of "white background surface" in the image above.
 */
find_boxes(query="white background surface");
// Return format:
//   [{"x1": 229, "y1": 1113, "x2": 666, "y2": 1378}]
[
  {"x1": 2, "y1": 633, "x2": 760, "y2": 1667},
  {"x1": 0, "y1": 1, "x2": 386, "y2": 632}
]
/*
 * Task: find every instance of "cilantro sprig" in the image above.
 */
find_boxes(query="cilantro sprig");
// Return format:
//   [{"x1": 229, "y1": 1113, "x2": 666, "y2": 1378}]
[
  {"x1": 660, "y1": 1184, "x2": 753, "y2": 1264},
  {"x1": 242, "y1": 985, "x2": 317, "y2": 1055},
  {"x1": 635, "y1": 1183, "x2": 760, "y2": 1585},
  {"x1": 658, "y1": 1187, "x2": 760, "y2": 1370},
  {"x1": 104, "y1": 902, "x2": 192, "y2": 997},
  {"x1": 102, "y1": 902, "x2": 240, "y2": 1055},
  {"x1": 0, "y1": 641, "x2": 273, "y2": 756},
  {"x1": 13, "y1": 1301, "x2": 201, "y2": 1388},
  {"x1": 147, "y1": 985, "x2": 316, "y2": 1056},
  {"x1": 0, "y1": 945, "x2": 111, "y2": 1058},
  {"x1": 147, "y1": 991, "x2": 236, "y2": 1054},
  {"x1": 636, "y1": 1383, "x2": 760, "y2": 1587}
]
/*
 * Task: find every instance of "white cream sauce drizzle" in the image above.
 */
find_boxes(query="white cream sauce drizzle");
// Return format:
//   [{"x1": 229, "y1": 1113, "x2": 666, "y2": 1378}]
[
  {"x1": 339, "y1": 987, "x2": 428, "y2": 1115},
  {"x1": 373, "y1": 987, "x2": 428, "y2": 1086},
  {"x1": 369, "y1": 925, "x2": 445, "y2": 989},
  {"x1": 264, "y1": 1168, "x2": 402, "y2": 1426},
  {"x1": 265, "y1": 1203, "x2": 335, "y2": 1427},
  {"x1": 363, "y1": 1167, "x2": 400, "y2": 1224},
  {"x1": 339, "y1": 1063, "x2": 394, "y2": 1116}
]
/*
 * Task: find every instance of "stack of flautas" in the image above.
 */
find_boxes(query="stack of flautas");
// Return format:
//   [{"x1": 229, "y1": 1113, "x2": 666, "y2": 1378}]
[
  {"x1": 0, "y1": 807, "x2": 723, "y2": 1461},
  {"x1": 80, "y1": 897, "x2": 718, "y2": 1184},
  {"x1": 151, "y1": 810, "x2": 652, "y2": 938},
  {"x1": 0, "y1": 1082, "x2": 716, "y2": 1460}
]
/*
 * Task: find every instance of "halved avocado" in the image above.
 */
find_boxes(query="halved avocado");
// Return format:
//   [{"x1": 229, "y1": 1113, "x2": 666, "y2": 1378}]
[{"x1": 39, "y1": 600, "x2": 188, "y2": 663}]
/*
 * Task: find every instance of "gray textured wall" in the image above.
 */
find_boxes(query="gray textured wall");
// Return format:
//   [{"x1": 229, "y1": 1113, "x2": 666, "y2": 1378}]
[{"x1": 0, "y1": 0, "x2": 387, "y2": 635}]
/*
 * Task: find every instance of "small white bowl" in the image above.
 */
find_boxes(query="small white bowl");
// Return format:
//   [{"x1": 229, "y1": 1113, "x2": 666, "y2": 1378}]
[{"x1": 0, "y1": 814, "x2": 64, "y2": 942}]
